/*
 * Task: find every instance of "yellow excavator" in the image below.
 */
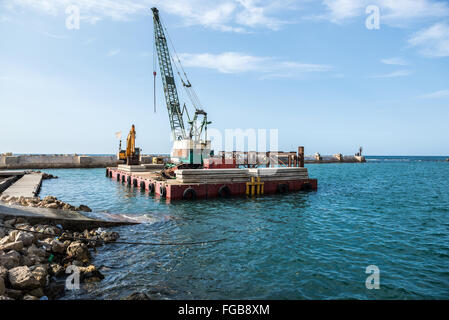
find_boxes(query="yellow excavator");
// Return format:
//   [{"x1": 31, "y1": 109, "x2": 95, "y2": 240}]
[{"x1": 117, "y1": 125, "x2": 140, "y2": 165}]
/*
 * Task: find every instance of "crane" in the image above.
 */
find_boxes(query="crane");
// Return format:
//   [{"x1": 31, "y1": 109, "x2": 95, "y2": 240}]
[{"x1": 151, "y1": 7, "x2": 211, "y2": 166}]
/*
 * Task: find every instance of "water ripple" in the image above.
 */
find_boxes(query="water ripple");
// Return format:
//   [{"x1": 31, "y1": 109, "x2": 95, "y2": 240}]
[{"x1": 39, "y1": 161, "x2": 449, "y2": 300}]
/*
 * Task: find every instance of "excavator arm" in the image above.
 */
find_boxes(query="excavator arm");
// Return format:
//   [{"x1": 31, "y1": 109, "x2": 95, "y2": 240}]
[{"x1": 126, "y1": 125, "x2": 136, "y2": 157}]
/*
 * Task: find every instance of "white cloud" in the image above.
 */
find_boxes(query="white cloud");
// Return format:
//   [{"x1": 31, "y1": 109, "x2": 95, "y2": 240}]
[
  {"x1": 323, "y1": 0, "x2": 364, "y2": 23},
  {"x1": 235, "y1": 0, "x2": 286, "y2": 30},
  {"x1": 419, "y1": 89, "x2": 449, "y2": 98},
  {"x1": 4, "y1": 0, "x2": 294, "y2": 32},
  {"x1": 408, "y1": 22, "x2": 449, "y2": 57},
  {"x1": 369, "y1": 69, "x2": 412, "y2": 78},
  {"x1": 179, "y1": 52, "x2": 333, "y2": 78},
  {"x1": 41, "y1": 31, "x2": 67, "y2": 39},
  {"x1": 322, "y1": 0, "x2": 449, "y2": 25},
  {"x1": 107, "y1": 49, "x2": 120, "y2": 57},
  {"x1": 381, "y1": 57, "x2": 408, "y2": 65}
]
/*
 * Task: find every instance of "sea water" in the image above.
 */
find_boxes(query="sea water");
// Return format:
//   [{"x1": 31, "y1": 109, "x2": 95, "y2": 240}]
[{"x1": 38, "y1": 156, "x2": 449, "y2": 299}]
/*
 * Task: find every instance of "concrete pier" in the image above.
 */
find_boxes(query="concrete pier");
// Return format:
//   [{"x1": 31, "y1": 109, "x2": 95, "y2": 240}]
[
  {"x1": 0, "y1": 171, "x2": 139, "y2": 230},
  {"x1": 1, "y1": 173, "x2": 43, "y2": 198},
  {"x1": 0, "y1": 204, "x2": 139, "y2": 231}
]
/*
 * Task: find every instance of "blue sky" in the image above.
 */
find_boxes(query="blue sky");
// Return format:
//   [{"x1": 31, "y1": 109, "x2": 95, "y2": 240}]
[{"x1": 0, "y1": 0, "x2": 448, "y2": 156}]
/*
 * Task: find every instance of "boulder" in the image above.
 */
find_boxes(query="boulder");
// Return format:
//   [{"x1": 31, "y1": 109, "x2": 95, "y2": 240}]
[
  {"x1": 0, "y1": 230, "x2": 18, "y2": 246},
  {"x1": 66, "y1": 241, "x2": 91, "y2": 263},
  {"x1": 0, "y1": 275, "x2": 5, "y2": 295},
  {"x1": 19, "y1": 255, "x2": 34, "y2": 267},
  {"x1": 0, "y1": 241, "x2": 24, "y2": 252},
  {"x1": 49, "y1": 264, "x2": 64, "y2": 278},
  {"x1": 0, "y1": 236, "x2": 10, "y2": 247},
  {"x1": 0, "y1": 250, "x2": 21, "y2": 269},
  {"x1": 4, "y1": 288, "x2": 23, "y2": 300},
  {"x1": 27, "y1": 244, "x2": 47, "y2": 258},
  {"x1": 100, "y1": 231, "x2": 120, "y2": 242},
  {"x1": 4, "y1": 219, "x2": 16, "y2": 227},
  {"x1": 43, "y1": 196, "x2": 57, "y2": 203},
  {"x1": 8, "y1": 266, "x2": 41, "y2": 290},
  {"x1": 62, "y1": 203, "x2": 75, "y2": 211},
  {"x1": 15, "y1": 231, "x2": 35, "y2": 247},
  {"x1": 45, "y1": 203, "x2": 59, "y2": 209},
  {"x1": 44, "y1": 226, "x2": 62, "y2": 236},
  {"x1": 27, "y1": 254, "x2": 47, "y2": 265},
  {"x1": 14, "y1": 223, "x2": 31, "y2": 230},
  {"x1": 51, "y1": 240, "x2": 66, "y2": 254},
  {"x1": 0, "y1": 295, "x2": 13, "y2": 300},
  {"x1": 77, "y1": 205, "x2": 92, "y2": 212},
  {"x1": 27, "y1": 287, "x2": 45, "y2": 298},
  {"x1": 78, "y1": 265, "x2": 104, "y2": 282},
  {"x1": 30, "y1": 265, "x2": 49, "y2": 287},
  {"x1": 71, "y1": 260, "x2": 83, "y2": 267},
  {"x1": 0, "y1": 265, "x2": 7, "y2": 278},
  {"x1": 14, "y1": 217, "x2": 27, "y2": 225},
  {"x1": 44, "y1": 282, "x2": 65, "y2": 300}
]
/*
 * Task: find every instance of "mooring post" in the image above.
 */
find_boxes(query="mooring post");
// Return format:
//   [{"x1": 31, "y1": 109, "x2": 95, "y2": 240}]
[{"x1": 298, "y1": 146, "x2": 304, "y2": 168}]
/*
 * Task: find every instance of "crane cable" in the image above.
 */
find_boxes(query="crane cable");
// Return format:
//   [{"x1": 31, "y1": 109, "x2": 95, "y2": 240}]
[
  {"x1": 153, "y1": 28, "x2": 157, "y2": 113},
  {"x1": 0, "y1": 223, "x2": 228, "y2": 246}
]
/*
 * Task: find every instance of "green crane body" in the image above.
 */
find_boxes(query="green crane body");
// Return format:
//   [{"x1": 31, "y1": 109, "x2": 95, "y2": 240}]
[{"x1": 151, "y1": 7, "x2": 211, "y2": 165}]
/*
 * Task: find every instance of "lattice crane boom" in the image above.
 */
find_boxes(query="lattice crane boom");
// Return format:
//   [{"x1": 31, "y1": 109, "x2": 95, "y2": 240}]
[{"x1": 151, "y1": 7, "x2": 186, "y2": 141}]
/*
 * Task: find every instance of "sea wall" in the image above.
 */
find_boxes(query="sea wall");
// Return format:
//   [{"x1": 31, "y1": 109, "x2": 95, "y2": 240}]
[
  {"x1": 304, "y1": 154, "x2": 366, "y2": 164},
  {"x1": 0, "y1": 155, "x2": 117, "y2": 169}
]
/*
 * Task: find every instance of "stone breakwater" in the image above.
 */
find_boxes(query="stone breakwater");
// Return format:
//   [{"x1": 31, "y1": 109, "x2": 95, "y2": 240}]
[
  {"x1": 0, "y1": 216, "x2": 120, "y2": 300},
  {"x1": 0, "y1": 155, "x2": 118, "y2": 169},
  {"x1": 0, "y1": 195, "x2": 92, "y2": 213},
  {"x1": 33, "y1": 171, "x2": 58, "y2": 180}
]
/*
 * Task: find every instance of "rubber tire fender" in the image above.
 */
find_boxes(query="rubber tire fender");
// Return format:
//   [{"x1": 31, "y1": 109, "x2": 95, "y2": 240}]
[
  {"x1": 218, "y1": 185, "x2": 231, "y2": 198},
  {"x1": 160, "y1": 185, "x2": 167, "y2": 197},
  {"x1": 183, "y1": 187, "x2": 197, "y2": 200}
]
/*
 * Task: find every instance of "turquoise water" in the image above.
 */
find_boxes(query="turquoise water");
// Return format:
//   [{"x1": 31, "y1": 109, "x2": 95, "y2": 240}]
[{"x1": 38, "y1": 157, "x2": 449, "y2": 299}]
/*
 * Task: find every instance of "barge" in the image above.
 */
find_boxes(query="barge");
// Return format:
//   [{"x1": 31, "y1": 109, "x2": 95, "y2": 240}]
[{"x1": 106, "y1": 147, "x2": 318, "y2": 201}]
